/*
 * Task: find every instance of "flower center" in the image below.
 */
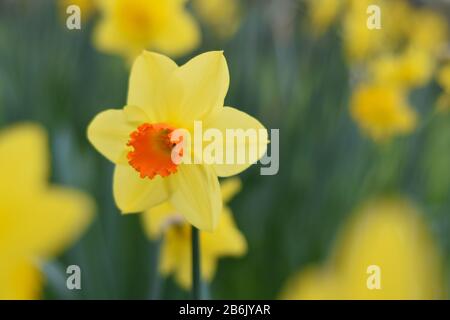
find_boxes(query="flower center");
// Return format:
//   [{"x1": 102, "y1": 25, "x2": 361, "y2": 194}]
[{"x1": 127, "y1": 123, "x2": 182, "y2": 179}]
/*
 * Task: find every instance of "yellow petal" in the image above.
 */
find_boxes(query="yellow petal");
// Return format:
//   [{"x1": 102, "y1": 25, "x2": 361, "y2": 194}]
[
  {"x1": 335, "y1": 198, "x2": 443, "y2": 299},
  {"x1": 94, "y1": 0, "x2": 199, "y2": 61},
  {"x1": 141, "y1": 201, "x2": 177, "y2": 239},
  {"x1": 0, "y1": 123, "x2": 48, "y2": 196},
  {"x1": 20, "y1": 187, "x2": 94, "y2": 257},
  {"x1": 93, "y1": 19, "x2": 137, "y2": 60},
  {"x1": 127, "y1": 51, "x2": 180, "y2": 121},
  {"x1": 123, "y1": 105, "x2": 151, "y2": 124},
  {"x1": 169, "y1": 164, "x2": 222, "y2": 231},
  {"x1": 175, "y1": 52, "x2": 229, "y2": 125},
  {"x1": 370, "y1": 49, "x2": 434, "y2": 89},
  {"x1": 350, "y1": 84, "x2": 417, "y2": 141},
  {"x1": 280, "y1": 266, "x2": 339, "y2": 300},
  {"x1": 113, "y1": 164, "x2": 169, "y2": 214},
  {"x1": 160, "y1": 223, "x2": 192, "y2": 289},
  {"x1": 205, "y1": 107, "x2": 268, "y2": 177},
  {"x1": 280, "y1": 198, "x2": 444, "y2": 300},
  {"x1": 157, "y1": 205, "x2": 246, "y2": 289},
  {"x1": 202, "y1": 206, "x2": 247, "y2": 257},
  {"x1": 174, "y1": 251, "x2": 192, "y2": 290},
  {"x1": 87, "y1": 109, "x2": 134, "y2": 164},
  {"x1": 153, "y1": 10, "x2": 200, "y2": 58},
  {"x1": 201, "y1": 255, "x2": 217, "y2": 282},
  {"x1": 0, "y1": 123, "x2": 94, "y2": 258},
  {"x1": 220, "y1": 177, "x2": 242, "y2": 203},
  {"x1": 0, "y1": 258, "x2": 42, "y2": 300},
  {"x1": 159, "y1": 224, "x2": 190, "y2": 277}
]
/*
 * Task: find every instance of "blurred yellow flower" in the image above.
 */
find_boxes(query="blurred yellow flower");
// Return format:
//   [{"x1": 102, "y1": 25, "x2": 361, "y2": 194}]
[
  {"x1": 59, "y1": 0, "x2": 97, "y2": 21},
  {"x1": 311, "y1": 0, "x2": 447, "y2": 65},
  {"x1": 350, "y1": 84, "x2": 417, "y2": 141},
  {"x1": 142, "y1": 178, "x2": 246, "y2": 289},
  {"x1": 306, "y1": 0, "x2": 342, "y2": 35},
  {"x1": 87, "y1": 51, "x2": 267, "y2": 231},
  {"x1": 282, "y1": 198, "x2": 444, "y2": 299},
  {"x1": 0, "y1": 123, "x2": 94, "y2": 299},
  {"x1": 0, "y1": 258, "x2": 42, "y2": 300},
  {"x1": 342, "y1": 0, "x2": 428, "y2": 62},
  {"x1": 370, "y1": 48, "x2": 434, "y2": 89},
  {"x1": 193, "y1": 0, "x2": 241, "y2": 39},
  {"x1": 342, "y1": 0, "x2": 387, "y2": 61},
  {"x1": 408, "y1": 8, "x2": 448, "y2": 56},
  {"x1": 377, "y1": 0, "x2": 413, "y2": 44},
  {"x1": 93, "y1": 0, "x2": 200, "y2": 61}
]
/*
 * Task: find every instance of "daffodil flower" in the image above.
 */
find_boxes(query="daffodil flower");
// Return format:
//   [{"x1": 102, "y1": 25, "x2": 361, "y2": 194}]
[
  {"x1": 142, "y1": 178, "x2": 246, "y2": 289},
  {"x1": 350, "y1": 84, "x2": 417, "y2": 141},
  {"x1": 87, "y1": 51, "x2": 267, "y2": 231},
  {"x1": 342, "y1": 0, "x2": 388, "y2": 61},
  {"x1": 0, "y1": 257, "x2": 42, "y2": 300},
  {"x1": 192, "y1": 0, "x2": 242, "y2": 39},
  {"x1": 408, "y1": 8, "x2": 448, "y2": 56},
  {"x1": 0, "y1": 123, "x2": 94, "y2": 299},
  {"x1": 94, "y1": 0, "x2": 200, "y2": 61},
  {"x1": 369, "y1": 48, "x2": 434, "y2": 89},
  {"x1": 282, "y1": 198, "x2": 443, "y2": 299}
]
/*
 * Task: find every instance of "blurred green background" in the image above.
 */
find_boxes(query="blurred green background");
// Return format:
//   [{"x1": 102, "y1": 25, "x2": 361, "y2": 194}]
[{"x1": 0, "y1": 0, "x2": 450, "y2": 299}]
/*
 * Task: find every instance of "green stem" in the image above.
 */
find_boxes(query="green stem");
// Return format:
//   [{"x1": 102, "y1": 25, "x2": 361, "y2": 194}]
[
  {"x1": 149, "y1": 238, "x2": 163, "y2": 300},
  {"x1": 192, "y1": 226, "x2": 201, "y2": 300}
]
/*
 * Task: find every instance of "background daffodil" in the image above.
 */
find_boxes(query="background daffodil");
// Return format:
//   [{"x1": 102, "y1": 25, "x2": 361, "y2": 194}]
[
  {"x1": 304, "y1": 0, "x2": 448, "y2": 143},
  {"x1": 350, "y1": 84, "x2": 417, "y2": 141},
  {"x1": 0, "y1": 123, "x2": 94, "y2": 299},
  {"x1": 142, "y1": 178, "x2": 247, "y2": 289},
  {"x1": 93, "y1": 0, "x2": 200, "y2": 61},
  {"x1": 282, "y1": 198, "x2": 444, "y2": 300},
  {"x1": 192, "y1": 0, "x2": 242, "y2": 40},
  {"x1": 369, "y1": 48, "x2": 435, "y2": 90},
  {"x1": 88, "y1": 51, "x2": 267, "y2": 231}
]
